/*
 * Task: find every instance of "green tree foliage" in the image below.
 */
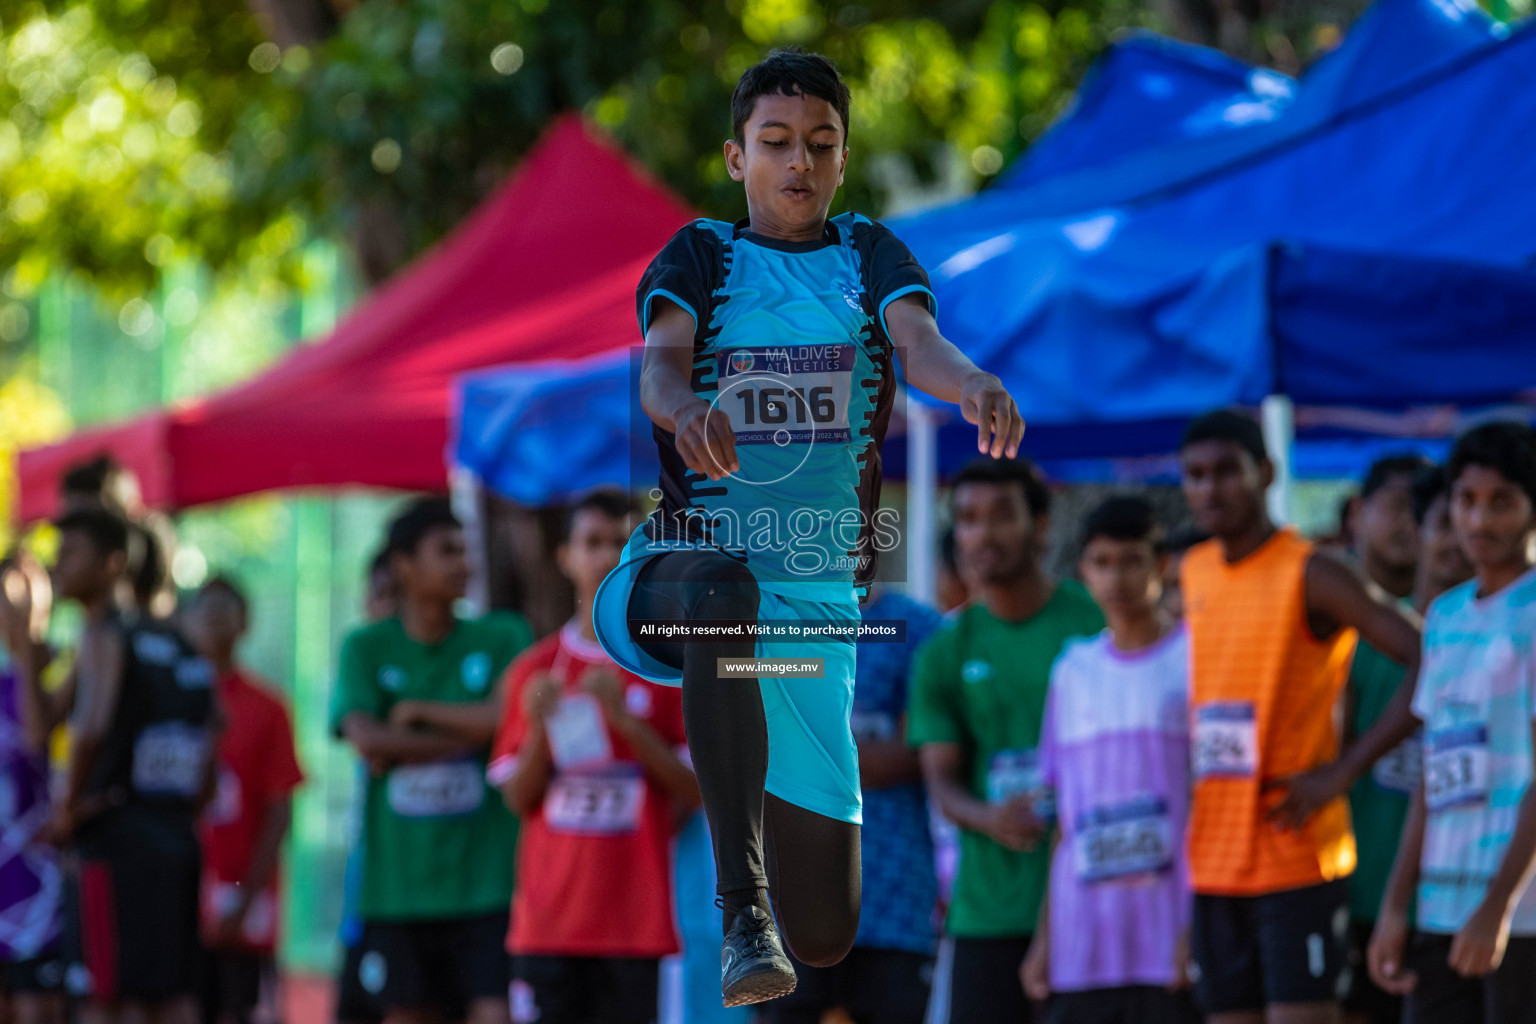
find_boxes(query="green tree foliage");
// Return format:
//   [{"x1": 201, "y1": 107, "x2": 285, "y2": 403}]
[
  {"x1": 2, "y1": 0, "x2": 1520, "y2": 298},
  {"x1": 3, "y1": 0, "x2": 1161, "y2": 295}
]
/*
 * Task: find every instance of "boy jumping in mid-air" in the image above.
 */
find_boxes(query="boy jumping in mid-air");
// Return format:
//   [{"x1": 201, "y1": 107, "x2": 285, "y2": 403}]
[{"x1": 590, "y1": 48, "x2": 1025, "y2": 1006}]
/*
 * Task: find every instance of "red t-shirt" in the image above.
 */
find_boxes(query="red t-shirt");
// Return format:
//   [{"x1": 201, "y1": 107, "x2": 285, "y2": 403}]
[
  {"x1": 199, "y1": 670, "x2": 305, "y2": 953},
  {"x1": 488, "y1": 623, "x2": 687, "y2": 958}
]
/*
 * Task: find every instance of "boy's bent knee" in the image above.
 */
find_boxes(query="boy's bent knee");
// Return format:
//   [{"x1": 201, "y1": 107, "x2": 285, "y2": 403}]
[
  {"x1": 782, "y1": 915, "x2": 858, "y2": 969},
  {"x1": 684, "y1": 553, "x2": 759, "y2": 620}
]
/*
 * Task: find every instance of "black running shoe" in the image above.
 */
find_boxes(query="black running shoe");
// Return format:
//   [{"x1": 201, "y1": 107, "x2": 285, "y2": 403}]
[{"x1": 720, "y1": 905, "x2": 797, "y2": 1007}]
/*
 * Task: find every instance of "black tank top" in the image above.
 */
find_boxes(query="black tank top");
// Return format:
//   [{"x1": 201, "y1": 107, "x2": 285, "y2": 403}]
[{"x1": 82, "y1": 616, "x2": 217, "y2": 819}]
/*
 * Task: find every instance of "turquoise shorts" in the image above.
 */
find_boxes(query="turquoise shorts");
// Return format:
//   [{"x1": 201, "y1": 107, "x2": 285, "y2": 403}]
[{"x1": 592, "y1": 533, "x2": 863, "y2": 825}]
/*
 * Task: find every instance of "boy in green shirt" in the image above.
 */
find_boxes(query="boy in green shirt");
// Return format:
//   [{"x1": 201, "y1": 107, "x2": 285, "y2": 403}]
[
  {"x1": 1344, "y1": 461, "x2": 1472, "y2": 1024},
  {"x1": 908, "y1": 458, "x2": 1103, "y2": 1024},
  {"x1": 332, "y1": 498, "x2": 532, "y2": 1024}
]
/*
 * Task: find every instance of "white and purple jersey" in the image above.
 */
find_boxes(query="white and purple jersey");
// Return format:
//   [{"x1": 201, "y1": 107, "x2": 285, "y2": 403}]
[
  {"x1": 1040, "y1": 628, "x2": 1191, "y2": 992},
  {"x1": 0, "y1": 667, "x2": 60, "y2": 961}
]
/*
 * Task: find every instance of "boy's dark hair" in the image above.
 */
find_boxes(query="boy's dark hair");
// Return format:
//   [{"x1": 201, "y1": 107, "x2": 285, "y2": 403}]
[
  {"x1": 1081, "y1": 495, "x2": 1165, "y2": 553},
  {"x1": 129, "y1": 521, "x2": 168, "y2": 603},
  {"x1": 952, "y1": 457, "x2": 1051, "y2": 519},
  {"x1": 1446, "y1": 421, "x2": 1536, "y2": 508},
  {"x1": 731, "y1": 48, "x2": 851, "y2": 143},
  {"x1": 54, "y1": 507, "x2": 131, "y2": 557},
  {"x1": 196, "y1": 575, "x2": 249, "y2": 615},
  {"x1": 386, "y1": 497, "x2": 461, "y2": 558},
  {"x1": 561, "y1": 489, "x2": 639, "y2": 543},
  {"x1": 1410, "y1": 464, "x2": 1450, "y2": 525},
  {"x1": 1360, "y1": 453, "x2": 1434, "y2": 501},
  {"x1": 60, "y1": 454, "x2": 123, "y2": 502},
  {"x1": 368, "y1": 545, "x2": 393, "y2": 579},
  {"x1": 1181, "y1": 408, "x2": 1267, "y2": 465}
]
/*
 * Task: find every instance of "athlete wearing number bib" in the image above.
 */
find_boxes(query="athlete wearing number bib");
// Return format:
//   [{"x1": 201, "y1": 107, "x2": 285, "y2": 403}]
[
  {"x1": 907, "y1": 585, "x2": 1104, "y2": 1024},
  {"x1": 1343, "y1": 618, "x2": 1418, "y2": 1023},
  {"x1": 1182, "y1": 530, "x2": 1359, "y2": 1012},
  {"x1": 1412, "y1": 567, "x2": 1536, "y2": 941},
  {"x1": 489, "y1": 624, "x2": 687, "y2": 1024},
  {"x1": 593, "y1": 213, "x2": 933, "y2": 823},
  {"x1": 1039, "y1": 629, "x2": 1193, "y2": 1000},
  {"x1": 66, "y1": 616, "x2": 218, "y2": 1004},
  {"x1": 331, "y1": 611, "x2": 531, "y2": 1013}
]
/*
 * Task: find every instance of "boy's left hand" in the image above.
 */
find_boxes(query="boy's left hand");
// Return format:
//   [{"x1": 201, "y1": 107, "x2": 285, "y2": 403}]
[
  {"x1": 1169, "y1": 928, "x2": 1196, "y2": 991},
  {"x1": 1020, "y1": 934, "x2": 1050, "y2": 1001},
  {"x1": 1450, "y1": 898, "x2": 1512, "y2": 977},
  {"x1": 958, "y1": 371, "x2": 1024, "y2": 459},
  {"x1": 1264, "y1": 761, "x2": 1349, "y2": 831},
  {"x1": 388, "y1": 699, "x2": 424, "y2": 728}
]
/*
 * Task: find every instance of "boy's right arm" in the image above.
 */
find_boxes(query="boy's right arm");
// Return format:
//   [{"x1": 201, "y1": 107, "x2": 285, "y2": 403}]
[
  {"x1": 339, "y1": 714, "x2": 475, "y2": 771},
  {"x1": 640, "y1": 302, "x2": 738, "y2": 482},
  {"x1": 1020, "y1": 836, "x2": 1057, "y2": 1001},
  {"x1": 909, "y1": 637, "x2": 1042, "y2": 851},
  {"x1": 498, "y1": 670, "x2": 557, "y2": 818},
  {"x1": 1369, "y1": 781, "x2": 1426, "y2": 994},
  {"x1": 332, "y1": 633, "x2": 471, "y2": 771},
  {"x1": 54, "y1": 623, "x2": 126, "y2": 838}
]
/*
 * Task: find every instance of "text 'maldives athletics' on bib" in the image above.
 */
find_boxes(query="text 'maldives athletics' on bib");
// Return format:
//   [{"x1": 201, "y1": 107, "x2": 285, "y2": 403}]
[
  {"x1": 1040, "y1": 628, "x2": 1192, "y2": 992},
  {"x1": 1412, "y1": 566, "x2": 1536, "y2": 936},
  {"x1": 629, "y1": 214, "x2": 935, "y2": 599}
]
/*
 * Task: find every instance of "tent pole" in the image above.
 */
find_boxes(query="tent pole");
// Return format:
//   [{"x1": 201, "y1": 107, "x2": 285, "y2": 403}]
[
  {"x1": 907, "y1": 397, "x2": 938, "y2": 605},
  {"x1": 1261, "y1": 394, "x2": 1295, "y2": 526},
  {"x1": 451, "y1": 464, "x2": 490, "y2": 615}
]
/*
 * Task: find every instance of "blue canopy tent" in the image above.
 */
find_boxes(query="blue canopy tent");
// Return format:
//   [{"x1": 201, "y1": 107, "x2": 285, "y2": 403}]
[
  {"x1": 451, "y1": 0, "x2": 1536, "y2": 598},
  {"x1": 889, "y1": 0, "x2": 1534, "y2": 470}
]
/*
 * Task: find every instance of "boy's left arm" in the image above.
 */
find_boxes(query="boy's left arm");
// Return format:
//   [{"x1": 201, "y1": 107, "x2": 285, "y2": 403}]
[
  {"x1": 1269, "y1": 554, "x2": 1423, "y2": 829},
  {"x1": 388, "y1": 697, "x2": 502, "y2": 747},
  {"x1": 1451, "y1": 715, "x2": 1536, "y2": 976},
  {"x1": 582, "y1": 667, "x2": 700, "y2": 809},
  {"x1": 885, "y1": 295, "x2": 1025, "y2": 459}
]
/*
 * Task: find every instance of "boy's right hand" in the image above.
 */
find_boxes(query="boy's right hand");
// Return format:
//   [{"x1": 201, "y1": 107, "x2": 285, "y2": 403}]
[
  {"x1": 1020, "y1": 933, "x2": 1050, "y2": 1001},
  {"x1": 522, "y1": 672, "x2": 561, "y2": 722},
  {"x1": 1368, "y1": 907, "x2": 1418, "y2": 994},
  {"x1": 673, "y1": 402, "x2": 739, "y2": 481},
  {"x1": 984, "y1": 795, "x2": 1045, "y2": 851}
]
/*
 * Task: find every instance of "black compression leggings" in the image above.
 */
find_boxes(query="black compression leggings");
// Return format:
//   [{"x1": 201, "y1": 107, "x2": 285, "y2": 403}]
[{"x1": 627, "y1": 548, "x2": 860, "y2": 967}]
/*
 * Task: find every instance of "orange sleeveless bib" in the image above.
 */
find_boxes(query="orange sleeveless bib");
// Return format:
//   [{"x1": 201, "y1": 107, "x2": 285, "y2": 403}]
[{"x1": 1183, "y1": 529, "x2": 1358, "y2": 895}]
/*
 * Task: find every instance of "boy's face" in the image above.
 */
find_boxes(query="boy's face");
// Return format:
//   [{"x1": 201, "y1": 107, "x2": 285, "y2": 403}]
[
  {"x1": 1450, "y1": 464, "x2": 1536, "y2": 574},
  {"x1": 50, "y1": 529, "x2": 121, "y2": 602},
  {"x1": 1357, "y1": 473, "x2": 1420, "y2": 575},
  {"x1": 394, "y1": 525, "x2": 470, "y2": 605},
  {"x1": 557, "y1": 509, "x2": 633, "y2": 599},
  {"x1": 1081, "y1": 535, "x2": 1163, "y2": 619},
  {"x1": 1180, "y1": 440, "x2": 1270, "y2": 539},
  {"x1": 725, "y1": 91, "x2": 847, "y2": 239},
  {"x1": 952, "y1": 482, "x2": 1041, "y2": 586},
  {"x1": 184, "y1": 589, "x2": 246, "y2": 660},
  {"x1": 1420, "y1": 492, "x2": 1473, "y2": 594}
]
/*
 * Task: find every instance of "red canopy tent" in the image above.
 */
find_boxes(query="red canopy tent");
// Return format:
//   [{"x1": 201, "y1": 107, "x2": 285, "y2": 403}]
[{"x1": 16, "y1": 114, "x2": 696, "y2": 522}]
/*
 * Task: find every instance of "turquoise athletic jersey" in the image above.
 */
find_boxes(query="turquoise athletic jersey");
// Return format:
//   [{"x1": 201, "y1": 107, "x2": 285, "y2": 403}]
[{"x1": 635, "y1": 214, "x2": 935, "y2": 596}]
